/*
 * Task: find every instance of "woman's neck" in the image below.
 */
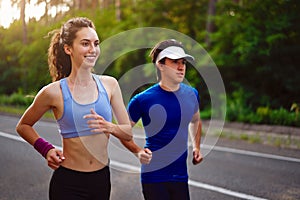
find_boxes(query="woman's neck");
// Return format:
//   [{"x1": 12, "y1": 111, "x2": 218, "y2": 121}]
[{"x1": 68, "y1": 69, "x2": 93, "y2": 87}]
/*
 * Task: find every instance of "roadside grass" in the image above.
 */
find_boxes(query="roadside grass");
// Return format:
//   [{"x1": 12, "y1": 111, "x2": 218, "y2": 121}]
[
  {"x1": 2, "y1": 105, "x2": 300, "y2": 149},
  {"x1": 216, "y1": 130, "x2": 300, "y2": 150},
  {"x1": 0, "y1": 105, "x2": 54, "y2": 120},
  {"x1": 0, "y1": 106, "x2": 27, "y2": 116}
]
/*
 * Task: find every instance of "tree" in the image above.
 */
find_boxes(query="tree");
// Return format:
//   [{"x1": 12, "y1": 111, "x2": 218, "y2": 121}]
[
  {"x1": 73, "y1": 0, "x2": 100, "y2": 10},
  {"x1": 212, "y1": 0, "x2": 300, "y2": 108},
  {"x1": 206, "y1": 0, "x2": 217, "y2": 48},
  {"x1": 11, "y1": 0, "x2": 28, "y2": 44},
  {"x1": 20, "y1": 0, "x2": 27, "y2": 44}
]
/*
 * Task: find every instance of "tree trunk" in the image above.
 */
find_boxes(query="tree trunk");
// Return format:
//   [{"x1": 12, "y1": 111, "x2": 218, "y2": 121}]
[
  {"x1": 20, "y1": 0, "x2": 27, "y2": 44},
  {"x1": 91, "y1": 0, "x2": 100, "y2": 8},
  {"x1": 205, "y1": 0, "x2": 217, "y2": 48},
  {"x1": 101, "y1": 0, "x2": 112, "y2": 9},
  {"x1": 115, "y1": 0, "x2": 121, "y2": 21}
]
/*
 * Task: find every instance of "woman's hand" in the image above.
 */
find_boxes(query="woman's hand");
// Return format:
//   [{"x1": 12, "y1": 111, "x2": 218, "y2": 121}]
[
  {"x1": 46, "y1": 148, "x2": 65, "y2": 170},
  {"x1": 137, "y1": 148, "x2": 152, "y2": 164},
  {"x1": 84, "y1": 109, "x2": 113, "y2": 134}
]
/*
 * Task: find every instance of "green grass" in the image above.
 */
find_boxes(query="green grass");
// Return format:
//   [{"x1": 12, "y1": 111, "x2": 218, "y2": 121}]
[
  {"x1": 1, "y1": 105, "x2": 299, "y2": 149},
  {"x1": 0, "y1": 105, "x2": 27, "y2": 115},
  {"x1": 219, "y1": 130, "x2": 299, "y2": 149},
  {"x1": 0, "y1": 105, "x2": 54, "y2": 120}
]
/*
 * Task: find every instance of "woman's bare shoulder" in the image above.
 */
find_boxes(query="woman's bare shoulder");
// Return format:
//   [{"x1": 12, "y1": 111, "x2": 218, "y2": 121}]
[
  {"x1": 97, "y1": 75, "x2": 117, "y2": 83},
  {"x1": 97, "y1": 75, "x2": 118, "y2": 88},
  {"x1": 36, "y1": 81, "x2": 61, "y2": 100}
]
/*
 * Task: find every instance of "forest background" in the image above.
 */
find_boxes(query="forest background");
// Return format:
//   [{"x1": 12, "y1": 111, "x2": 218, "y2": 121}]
[{"x1": 0, "y1": 0, "x2": 299, "y2": 127}]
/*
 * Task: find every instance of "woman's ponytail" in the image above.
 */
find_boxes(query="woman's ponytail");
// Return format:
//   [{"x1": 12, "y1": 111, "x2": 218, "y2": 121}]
[{"x1": 47, "y1": 30, "x2": 71, "y2": 82}]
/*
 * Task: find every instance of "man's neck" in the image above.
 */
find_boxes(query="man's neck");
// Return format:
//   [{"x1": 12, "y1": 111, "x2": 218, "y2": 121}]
[{"x1": 159, "y1": 81, "x2": 180, "y2": 92}]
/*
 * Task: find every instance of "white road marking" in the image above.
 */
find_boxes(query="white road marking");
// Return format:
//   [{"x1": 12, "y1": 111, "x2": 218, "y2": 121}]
[
  {"x1": 134, "y1": 134, "x2": 300, "y2": 163},
  {"x1": 188, "y1": 179, "x2": 268, "y2": 200},
  {"x1": 4, "y1": 115, "x2": 299, "y2": 163},
  {"x1": 0, "y1": 131, "x2": 270, "y2": 200},
  {"x1": 202, "y1": 144, "x2": 300, "y2": 163}
]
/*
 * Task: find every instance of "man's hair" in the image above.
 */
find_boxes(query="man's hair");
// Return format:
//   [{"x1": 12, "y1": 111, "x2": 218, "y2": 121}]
[{"x1": 149, "y1": 39, "x2": 184, "y2": 81}]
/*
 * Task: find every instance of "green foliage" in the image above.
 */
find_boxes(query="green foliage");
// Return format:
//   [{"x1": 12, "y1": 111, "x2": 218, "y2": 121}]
[
  {"x1": 269, "y1": 107, "x2": 297, "y2": 126},
  {"x1": 224, "y1": 88, "x2": 300, "y2": 127},
  {"x1": 291, "y1": 103, "x2": 299, "y2": 120},
  {"x1": 0, "y1": 0, "x2": 299, "y2": 127},
  {"x1": 0, "y1": 92, "x2": 34, "y2": 107},
  {"x1": 212, "y1": 0, "x2": 300, "y2": 109},
  {"x1": 226, "y1": 88, "x2": 252, "y2": 122},
  {"x1": 200, "y1": 109, "x2": 211, "y2": 120}
]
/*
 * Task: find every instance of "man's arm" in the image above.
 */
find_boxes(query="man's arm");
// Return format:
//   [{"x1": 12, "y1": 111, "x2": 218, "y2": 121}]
[{"x1": 189, "y1": 111, "x2": 203, "y2": 165}]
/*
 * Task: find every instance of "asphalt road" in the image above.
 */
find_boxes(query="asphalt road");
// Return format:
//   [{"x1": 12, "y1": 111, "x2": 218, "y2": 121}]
[{"x1": 1, "y1": 115, "x2": 300, "y2": 200}]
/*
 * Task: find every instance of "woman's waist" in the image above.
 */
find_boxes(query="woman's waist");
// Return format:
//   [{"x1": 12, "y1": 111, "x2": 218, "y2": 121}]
[
  {"x1": 61, "y1": 151, "x2": 109, "y2": 172},
  {"x1": 61, "y1": 136, "x2": 109, "y2": 171}
]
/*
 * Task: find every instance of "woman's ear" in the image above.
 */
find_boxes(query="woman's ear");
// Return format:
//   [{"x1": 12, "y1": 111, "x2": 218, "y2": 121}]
[{"x1": 64, "y1": 44, "x2": 71, "y2": 55}]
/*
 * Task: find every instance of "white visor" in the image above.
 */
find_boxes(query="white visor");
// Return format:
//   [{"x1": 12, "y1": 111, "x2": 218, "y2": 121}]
[{"x1": 156, "y1": 46, "x2": 194, "y2": 63}]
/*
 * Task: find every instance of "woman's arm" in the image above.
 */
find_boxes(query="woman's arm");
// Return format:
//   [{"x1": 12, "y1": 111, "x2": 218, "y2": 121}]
[
  {"x1": 119, "y1": 121, "x2": 152, "y2": 164},
  {"x1": 16, "y1": 86, "x2": 53, "y2": 145},
  {"x1": 16, "y1": 84, "x2": 65, "y2": 169}
]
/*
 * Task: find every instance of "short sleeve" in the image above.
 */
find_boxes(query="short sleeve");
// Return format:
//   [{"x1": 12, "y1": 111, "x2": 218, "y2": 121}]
[
  {"x1": 127, "y1": 94, "x2": 142, "y2": 123},
  {"x1": 192, "y1": 88, "x2": 200, "y2": 113}
]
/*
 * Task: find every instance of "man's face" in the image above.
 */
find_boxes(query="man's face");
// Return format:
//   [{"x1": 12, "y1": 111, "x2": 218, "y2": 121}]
[{"x1": 161, "y1": 58, "x2": 187, "y2": 83}]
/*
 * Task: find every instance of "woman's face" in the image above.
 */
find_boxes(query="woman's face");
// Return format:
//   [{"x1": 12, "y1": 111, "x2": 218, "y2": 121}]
[{"x1": 66, "y1": 27, "x2": 100, "y2": 69}]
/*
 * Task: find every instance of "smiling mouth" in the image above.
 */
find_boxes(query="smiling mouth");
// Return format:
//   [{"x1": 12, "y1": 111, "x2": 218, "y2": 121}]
[
  {"x1": 83, "y1": 56, "x2": 97, "y2": 64},
  {"x1": 84, "y1": 55, "x2": 96, "y2": 58},
  {"x1": 84, "y1": 55, "x2": 97, "y2": 60}
]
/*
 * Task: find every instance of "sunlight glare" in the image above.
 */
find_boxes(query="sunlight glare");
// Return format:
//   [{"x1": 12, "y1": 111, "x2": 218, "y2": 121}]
[
  {"x1": 0, "y1": 1, "x2": 19, "y2": 28},
  {"x1": 0, "y1": 0, "x2": 46, "y2": 29},
  {"x1": 0, "y1": 0, "x2": 70, "y2": 29},
  {"x1": 25, "y1": 0, "x2": 45, "y2": 22}
]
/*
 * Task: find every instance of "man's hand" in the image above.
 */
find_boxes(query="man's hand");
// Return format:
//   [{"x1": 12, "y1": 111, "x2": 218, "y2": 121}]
[{"x1": 192, "y1": 148, "x2": 203, "y2": 165}]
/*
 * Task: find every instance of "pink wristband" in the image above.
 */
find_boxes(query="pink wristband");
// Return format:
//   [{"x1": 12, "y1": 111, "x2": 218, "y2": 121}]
[{"x1": 33, "y1": 138, "x2": 55, "y2": 158}]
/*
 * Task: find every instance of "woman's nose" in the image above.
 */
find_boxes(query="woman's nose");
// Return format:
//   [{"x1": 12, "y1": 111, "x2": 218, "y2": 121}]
[{"x1": 89, "y1": 44, "x2": 97, "y2": 53}]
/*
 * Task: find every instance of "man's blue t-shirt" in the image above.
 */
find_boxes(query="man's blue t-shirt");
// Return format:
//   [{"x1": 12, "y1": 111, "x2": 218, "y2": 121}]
[{"x1": 127, "y1": 83, "x2": 200, "y2": 183}]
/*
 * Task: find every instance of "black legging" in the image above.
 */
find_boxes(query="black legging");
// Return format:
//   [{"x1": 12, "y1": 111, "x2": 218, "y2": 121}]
[
  {"x1": 49, "y1": 166, "x2": 111, "y2": 200},
  {"x1": 142, "y1": 182, "x2": 190, "y2": 200}
]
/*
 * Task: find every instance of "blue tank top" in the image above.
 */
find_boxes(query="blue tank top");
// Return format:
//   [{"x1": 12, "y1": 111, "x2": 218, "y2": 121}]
[{"x1": 57, "y1": 74, "x2": 112, "y2": 138}]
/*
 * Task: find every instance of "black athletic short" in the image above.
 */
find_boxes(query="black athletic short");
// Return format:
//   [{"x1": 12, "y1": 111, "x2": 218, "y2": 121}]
[
  {"x1": 49, "y1": 165, "x2": 111, "y2": 200},
  {"x1": 142, "y1": 181, "x2": 190, "y2": 200}
]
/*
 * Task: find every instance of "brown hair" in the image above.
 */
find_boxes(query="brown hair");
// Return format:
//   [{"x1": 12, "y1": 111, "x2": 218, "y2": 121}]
[
  {"x1": 47, "y1": 17, "x2": 96, "y2": 82},
  {"x1": 149, "y1": 39, "x2": 184, "y2": 81}
]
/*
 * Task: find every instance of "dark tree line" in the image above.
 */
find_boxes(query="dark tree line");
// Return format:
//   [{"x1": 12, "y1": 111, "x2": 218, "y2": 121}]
[{"x1": 0, "y1": 0, "x2": 299, "y2": 112}]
